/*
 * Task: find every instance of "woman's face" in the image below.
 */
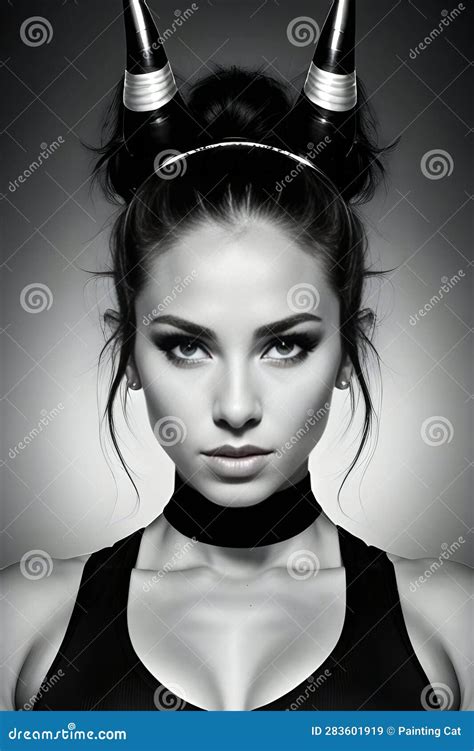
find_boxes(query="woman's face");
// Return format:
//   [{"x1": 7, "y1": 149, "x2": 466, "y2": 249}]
[{"x1": 131, "y1": 218, "x2": 350, "y2": 506}]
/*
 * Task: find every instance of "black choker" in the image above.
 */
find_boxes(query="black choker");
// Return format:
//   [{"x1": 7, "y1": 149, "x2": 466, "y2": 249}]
[{"x1": 162, "y1": 470, "x2": 323, "y2": 548}]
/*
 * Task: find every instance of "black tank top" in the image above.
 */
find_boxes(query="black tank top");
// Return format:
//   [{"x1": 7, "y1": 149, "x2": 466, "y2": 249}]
[{"x1": 31, "y1": 524, "x2": 442, "y2": 711}]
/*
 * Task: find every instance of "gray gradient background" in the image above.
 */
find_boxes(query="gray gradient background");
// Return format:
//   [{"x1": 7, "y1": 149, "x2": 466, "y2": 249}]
[{"x1": 1, "y1": 0, "x2": 472, "y2": 568}]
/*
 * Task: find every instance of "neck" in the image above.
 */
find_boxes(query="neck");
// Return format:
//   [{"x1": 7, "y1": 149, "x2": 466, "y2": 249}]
[
  {"x1": 162, "y1": 468, "x2": 323, "y2": 551},
  {"x1": 160, "y1": 508, "x2": 330, "y2": 577}
]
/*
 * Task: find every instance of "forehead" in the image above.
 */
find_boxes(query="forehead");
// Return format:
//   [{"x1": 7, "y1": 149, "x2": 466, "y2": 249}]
[{"x1": 136, "y1": 219, "x2": 339, "y2": 326}]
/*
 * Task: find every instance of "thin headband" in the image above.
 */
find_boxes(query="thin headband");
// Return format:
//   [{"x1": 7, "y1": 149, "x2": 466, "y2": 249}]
[
  {"x1": 155, "y1": 139, "x2": 353, "y2": 235},
  {"x1": 157, "y1": 141, "x2": 319, "y2": 173}
]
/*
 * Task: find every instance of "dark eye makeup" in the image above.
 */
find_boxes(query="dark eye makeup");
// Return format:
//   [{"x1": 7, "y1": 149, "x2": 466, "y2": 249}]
[{"x1": 151, "y1": 332, "x2": 320, "y2": 369}]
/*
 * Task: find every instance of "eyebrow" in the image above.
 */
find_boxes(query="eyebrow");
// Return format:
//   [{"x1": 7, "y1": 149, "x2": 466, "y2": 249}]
[{"x1": 148, "y1": 312, "x2": 322, "y2": 341}]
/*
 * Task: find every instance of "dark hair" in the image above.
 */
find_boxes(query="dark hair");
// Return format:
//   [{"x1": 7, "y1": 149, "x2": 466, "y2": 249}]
[{"x1": 86, "y1": 64, "x2": 399, "y2": 517}]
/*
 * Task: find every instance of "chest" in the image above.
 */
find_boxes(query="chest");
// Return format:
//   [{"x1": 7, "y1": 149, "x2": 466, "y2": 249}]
[{"x1": 127, "y1": 566, "x2": 347, "y2": 710}]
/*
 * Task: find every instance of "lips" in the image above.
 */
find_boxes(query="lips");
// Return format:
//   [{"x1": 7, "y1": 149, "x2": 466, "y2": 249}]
[
  {"x1": 202, "y1": 449, "x2": 273, "y2": 479},
  {"x1": 203, "y1": 445, "x2": 272, "y2": 458}
]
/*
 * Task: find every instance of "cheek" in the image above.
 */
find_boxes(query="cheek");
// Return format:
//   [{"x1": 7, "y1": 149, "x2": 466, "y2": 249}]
[
  {"x1": 271, "y1": 390, "x2": 333, "y2": 462},
  {"x1": 267, "y1": 343, "x2": 339, "y2": 407},
  {"x1": 142, "y1": 383, "x2": 197, "y2": 456},
  {"x1": 143, "y1": 380, "x2": 194, "y2": 421},
  {"x1": 268, "y1": 346, "x2": 338, "y2": 443},
  {"x1": 136, "y1": 344, "x2": 189, "y2": 414},
  {"x1": 283, "y1": 390, "x2": 333, "y2": 440},
  {"x1": 140, "y1": 367, "x2": 204, "y2": 447}
]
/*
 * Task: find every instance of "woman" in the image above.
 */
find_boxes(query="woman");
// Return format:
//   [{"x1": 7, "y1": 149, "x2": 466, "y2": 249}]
[{"x1": 2, "y1": 0, "x2": 471, "y2": 712}]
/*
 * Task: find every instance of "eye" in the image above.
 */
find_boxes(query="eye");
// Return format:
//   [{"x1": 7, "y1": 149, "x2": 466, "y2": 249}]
[
  {"x1": 153, "y1": 332, "x2": 318, "y2": 369},
  {"x1": 262, "y1": 334, "x2": 318, "y2": 366},
  {"x1": 173, "y1": 340, "x2": 208, "y2": 360},
  {"x1": 263, "y1": 338, "x2": 302, "y2": 359},
  {"x1": 154, "y1": 335, "x2": 211, "y2": 368}
]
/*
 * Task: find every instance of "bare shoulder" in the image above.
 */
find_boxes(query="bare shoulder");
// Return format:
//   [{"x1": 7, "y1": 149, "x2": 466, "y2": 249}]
[
  {"x1": 0, "y1": 552, "x2": 91, "y2": 710},
  {"x1": 387, "y1": 550, "x2": 473, "y2": 709},
  {"x1": 386, "y1": 550, "x2": 473, "y2": 622}
]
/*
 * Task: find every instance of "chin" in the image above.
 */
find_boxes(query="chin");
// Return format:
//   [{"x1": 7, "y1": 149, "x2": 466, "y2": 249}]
[{"x1": 193, "y1": 467, "x2": 287, "y2": 506}]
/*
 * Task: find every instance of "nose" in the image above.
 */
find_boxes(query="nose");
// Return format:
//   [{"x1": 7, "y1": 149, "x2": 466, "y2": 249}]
[{"x1": 212, "y1": 358, "x2": 263, "y2": 430}]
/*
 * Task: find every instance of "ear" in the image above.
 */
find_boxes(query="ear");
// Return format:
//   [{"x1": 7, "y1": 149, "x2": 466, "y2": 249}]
[
  {"x1": 104, "y1": 309, "x2": 141, "y2": 390},
  {"x1": 125, "y1": 359, "x2": 141, "y2": 391},
  {"x1": 358, "y1": 307, "x2": 376, "y2": 338},
  {"x1": 335, "y1": 351, "x2": 353, "y2": 390},
  {"x1": 335, "y1": 307, "x2": 375, "y2": 390},
  {"x1": 104, "y1": 307, "x2": 120, "y2": 331}
]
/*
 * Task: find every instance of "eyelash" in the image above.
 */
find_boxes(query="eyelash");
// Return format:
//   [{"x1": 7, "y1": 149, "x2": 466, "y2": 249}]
[{"x1": 153, "y1": 333, "x2": 318, "y2": 369}]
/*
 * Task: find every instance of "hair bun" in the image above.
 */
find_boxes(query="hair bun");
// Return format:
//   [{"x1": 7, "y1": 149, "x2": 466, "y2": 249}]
[{"x1": 187, "y1": 65, "x2": 292, "y2": 147}]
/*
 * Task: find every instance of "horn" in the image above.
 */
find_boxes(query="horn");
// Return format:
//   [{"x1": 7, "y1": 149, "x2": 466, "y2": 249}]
[
  {"x1": 287, "y1": 0, "x2": 357, "y2": 184},
  {"x1": 305, "y1": 0, "x2": 356, "y2": 111},
  {"x1": 121, "y1": 0, "x2": 197, "y2": 184}
]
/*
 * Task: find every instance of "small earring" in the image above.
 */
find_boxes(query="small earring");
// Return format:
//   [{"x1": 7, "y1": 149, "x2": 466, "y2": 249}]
[
  {"x1": 338, "y1": 379, "x2": 350, "y2": 389},
  {"x1": 127, "y1": 380, "x2": 138, "y2": 390}
]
